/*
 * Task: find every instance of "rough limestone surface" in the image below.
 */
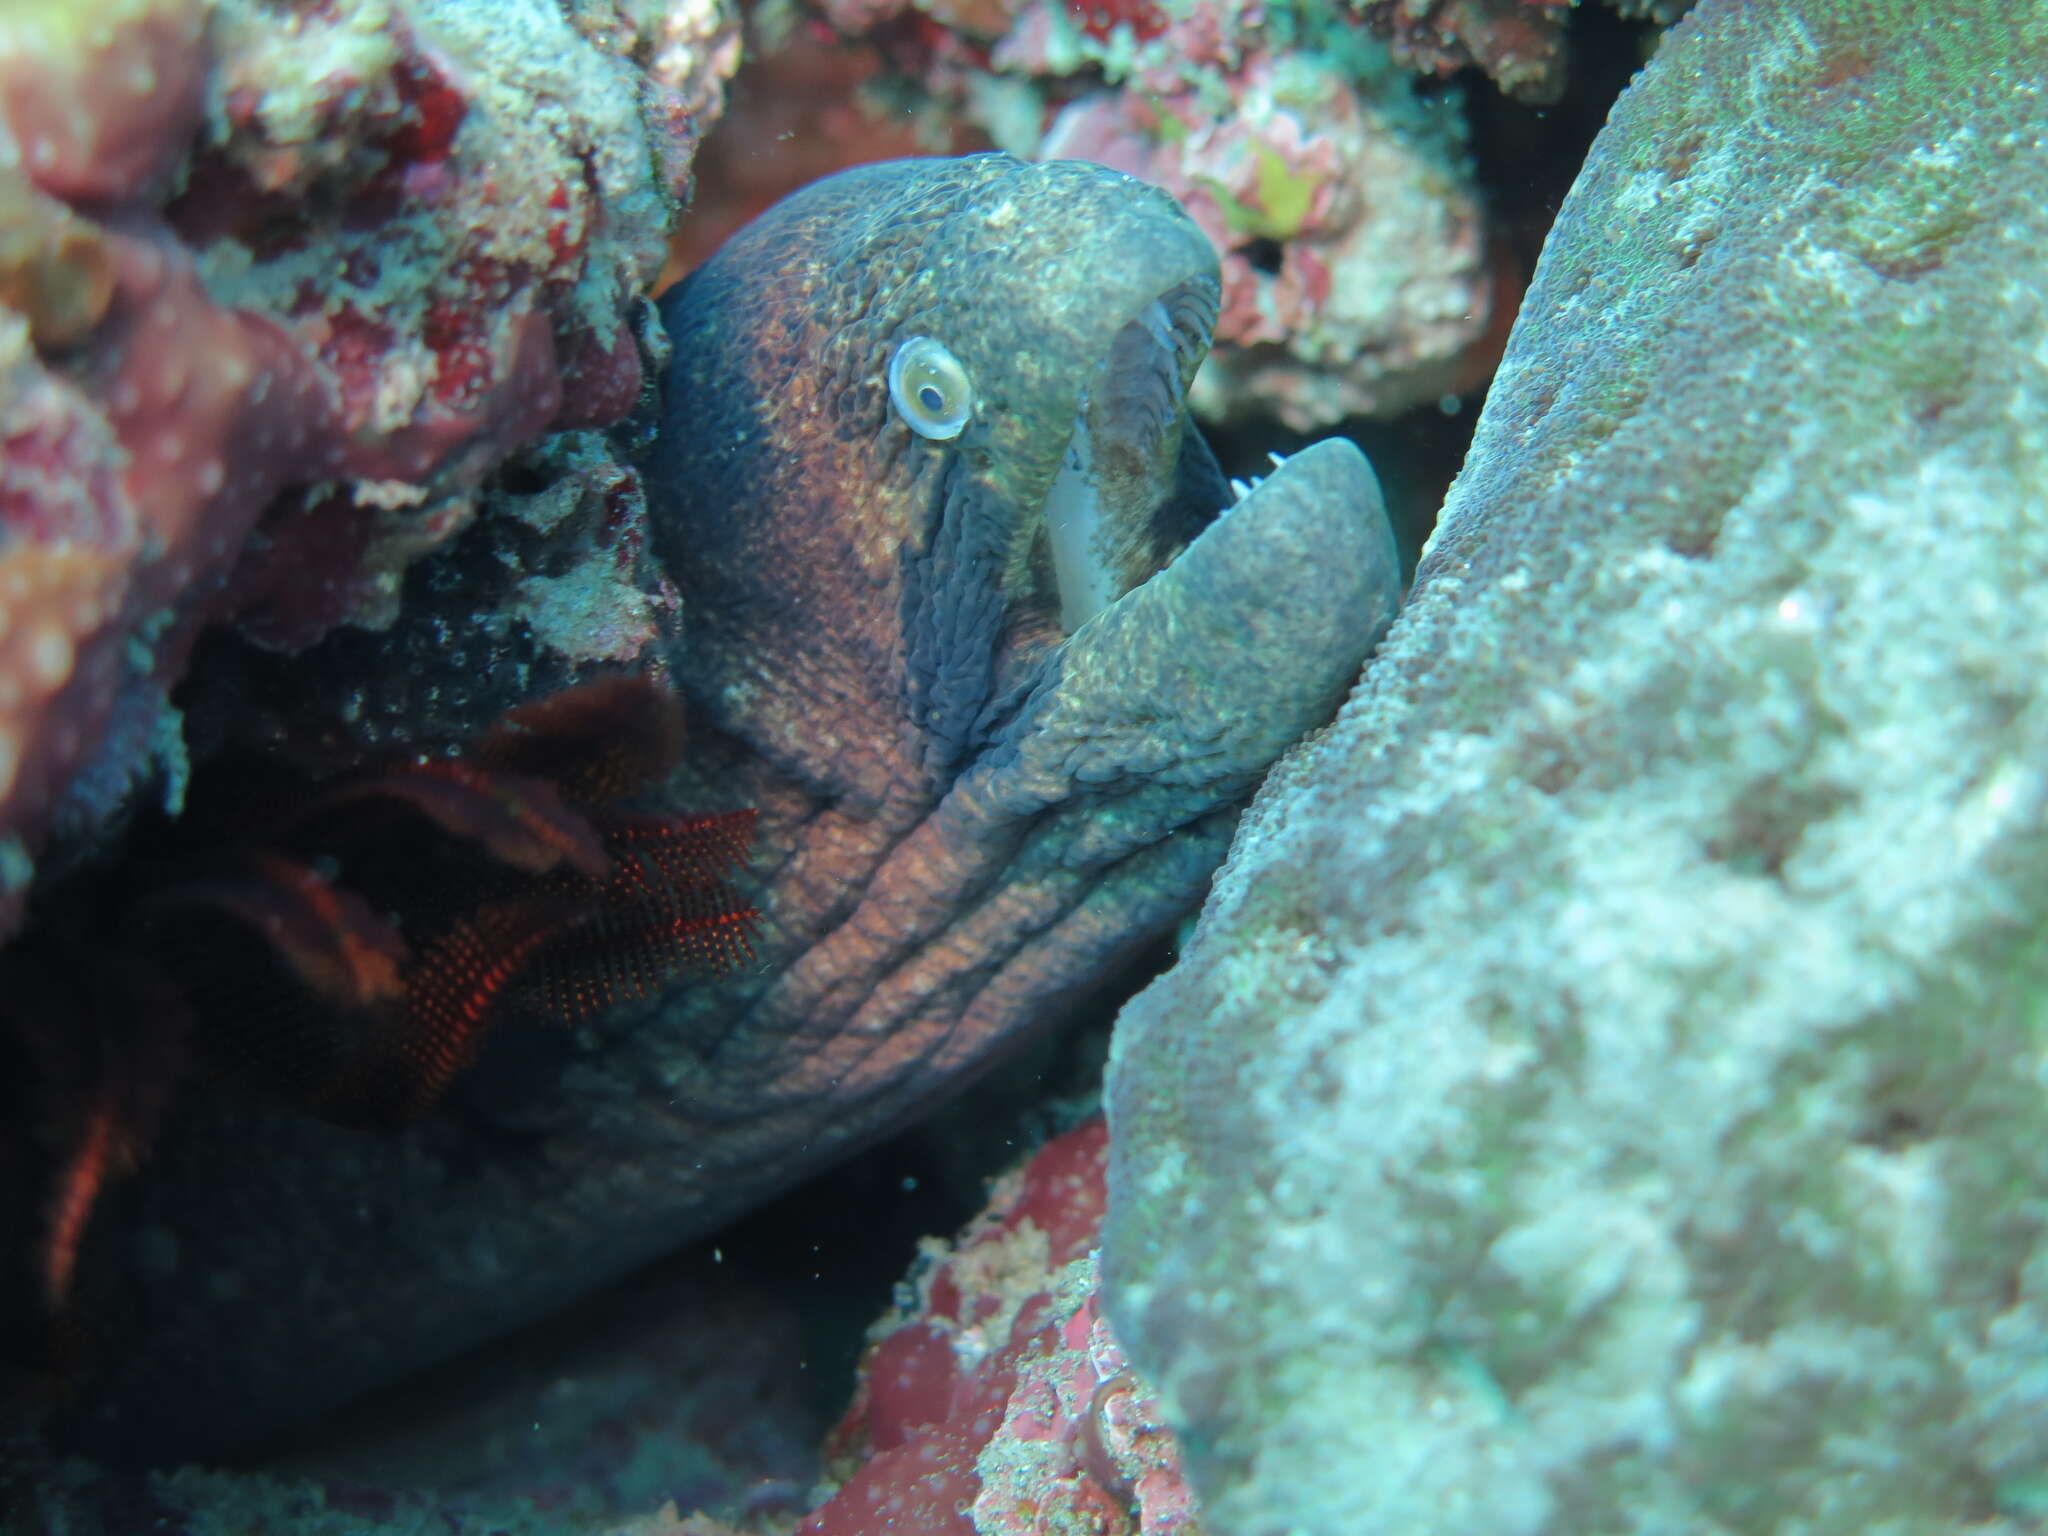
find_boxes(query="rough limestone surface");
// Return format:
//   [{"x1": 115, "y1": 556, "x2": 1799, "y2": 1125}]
[{"x1": 1103, "y1": 1, "x2": 2048, "y2": 1532}]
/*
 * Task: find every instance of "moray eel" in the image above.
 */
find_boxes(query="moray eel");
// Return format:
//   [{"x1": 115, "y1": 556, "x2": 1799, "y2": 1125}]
[{"x1": 63, "y1": 153, "x2": 1401, "y2": 1459}]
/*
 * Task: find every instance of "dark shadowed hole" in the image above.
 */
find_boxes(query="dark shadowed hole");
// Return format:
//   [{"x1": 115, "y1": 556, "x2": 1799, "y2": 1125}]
[
  {"x1": 1242, "y1": 236, "x2": 1284, "y2": 275},
  {"x1": 1467, "y1": 7, "x2": 1665, "y2": 279}
]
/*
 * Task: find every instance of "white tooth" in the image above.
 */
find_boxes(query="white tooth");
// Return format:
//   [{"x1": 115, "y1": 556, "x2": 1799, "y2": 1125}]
[
  {"x1": 1229, "y1": 477, "x2": 1254, "y2": 504},
  {"x1": 1267, "y1": 450, "x2": 1289, "y2": 469},
  {"x1": 1139, "y1": 298, "x2": 1176, "y2": 353}
]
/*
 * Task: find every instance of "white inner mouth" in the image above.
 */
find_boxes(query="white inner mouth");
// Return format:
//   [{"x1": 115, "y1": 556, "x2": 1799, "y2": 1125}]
[
  {"x1": 1041, "y1": 300, "x2": 1184, "y2": 633},
  {"x1": 1043, "y1": 408, "x2": 1109, "y2": 631}
]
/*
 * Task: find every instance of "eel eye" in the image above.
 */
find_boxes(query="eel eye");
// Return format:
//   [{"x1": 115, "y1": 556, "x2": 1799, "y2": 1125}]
[{"x1": 888, "y1": 336, "x2": 972, "y2": 440}]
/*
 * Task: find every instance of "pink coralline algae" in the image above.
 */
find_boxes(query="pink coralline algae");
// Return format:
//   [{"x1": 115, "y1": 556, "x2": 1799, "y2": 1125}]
[
  {"x1": 0, "y1": 0, "x2": 740, "y2": 942},
  {"x1": 804, "y1": 1119, "x2": 1205, "y2": 1536},
  {"x1": 798, "y1": 0, "x2": 1502, "y2": 430},
  {"x1": 1033, "y1": 44, "x2": 1500, "y2": 429}
]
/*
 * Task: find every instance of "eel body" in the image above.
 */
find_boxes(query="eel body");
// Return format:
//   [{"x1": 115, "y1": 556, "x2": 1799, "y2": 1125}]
[{"x1": 61, "y1": 153, "x2": 1401, "y2": 1458}]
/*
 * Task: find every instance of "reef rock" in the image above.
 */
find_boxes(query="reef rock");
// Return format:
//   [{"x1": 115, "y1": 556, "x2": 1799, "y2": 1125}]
[
  {"x1": 807, "y1": 1120, "x2": 1204, "y2": 1536},
  {"x1": 785, "y1": 0, "x2": 1501, "y2": 431},
  {"x1": 0, "y1": 0, "x2": 738, "y2": 941},
  {"x1": 1034, "y1": 36, "x2": 1493, "y2": 431},
  {"x1": 1104, "y1": 1, "x2": 2048, "y2": 1531}
]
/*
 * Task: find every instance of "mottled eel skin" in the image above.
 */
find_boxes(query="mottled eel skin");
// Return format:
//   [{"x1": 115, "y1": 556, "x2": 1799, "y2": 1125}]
[{"x1": 65, "y1": 154, "x2": 1400, "y2": 1459}]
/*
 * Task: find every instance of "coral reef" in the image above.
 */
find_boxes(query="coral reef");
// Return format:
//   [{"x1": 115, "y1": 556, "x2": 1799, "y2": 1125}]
[
  {"x1": 0, "y1": 0, "x2": 740, "y2": 942},
  {"x1": 52, "y1": 154, "x2": 1401, "y2": 1467},
  {"x1": 1103, "y1": 0, "x2": 2048, "y2": 1531},
  {"x1": 782, "y1": 0, "x2": 1500, "y2": 430},
  {"x1": 807, "y1": 1119, "x2": 1204, "y2": 1536},
  {"x1": 1031, "y1": 41, "x2": 1495, "y2": 428},
  {"x1": 181, "y1": 425, "x2": 690, "y2": 777}
]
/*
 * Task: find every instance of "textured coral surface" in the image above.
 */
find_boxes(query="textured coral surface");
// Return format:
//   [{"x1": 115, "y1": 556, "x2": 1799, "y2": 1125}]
[
  {"x1": 1032, "y1": 30, "x2": 1494, "y2": 429},
  {"x1": 1105, "y1": 0, "x2": 2048, "y2": 1531},
  {"x1": 755, "y1": 0, "x2": 1503, "y2": 431},
  {"x1": 1355, "y1": 0, "x2": 1694, "y2": 100},
  {"x1": 0, "y1": 0, "x2": 738, "y2": 941},
  {"x1": 807, "y1": 1119, "x2": 1204, "y2": 1536}
]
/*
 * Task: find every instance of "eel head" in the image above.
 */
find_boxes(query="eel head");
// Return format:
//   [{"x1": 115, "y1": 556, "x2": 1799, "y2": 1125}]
[
  {"x1": 644, "y1": 152, "x2": 1402, "y2": 1157},
  {"x1": 657, "y1": 152, "x2": 1234, "y2": 794}
]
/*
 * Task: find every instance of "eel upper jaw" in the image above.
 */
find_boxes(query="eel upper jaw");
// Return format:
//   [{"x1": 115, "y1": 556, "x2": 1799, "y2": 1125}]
[{"x1": 965, "y1": 268, "x2": 1399, "y2": 843}]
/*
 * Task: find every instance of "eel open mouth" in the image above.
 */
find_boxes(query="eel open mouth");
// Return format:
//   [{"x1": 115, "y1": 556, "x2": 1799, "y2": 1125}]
[{"x1": 1042, "y1": 277, "x2": 1220, "y2": 631}]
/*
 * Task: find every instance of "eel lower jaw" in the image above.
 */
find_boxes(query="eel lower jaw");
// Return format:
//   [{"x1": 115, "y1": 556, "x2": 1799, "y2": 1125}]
[{"x1": 958, "y1": 435, "x2": 1402, "y2": 844}]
